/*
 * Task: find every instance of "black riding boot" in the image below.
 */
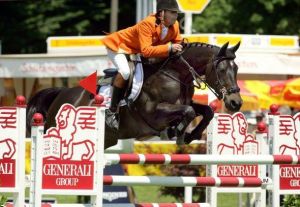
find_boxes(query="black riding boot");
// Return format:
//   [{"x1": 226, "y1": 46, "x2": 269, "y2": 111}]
[{"x1": 105, "y1": 86, "x2": 125, "y2": 130}]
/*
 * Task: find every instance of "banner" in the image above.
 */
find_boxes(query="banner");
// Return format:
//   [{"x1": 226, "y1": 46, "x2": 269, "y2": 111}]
[{"x1": 0, "y1": 55, "x2": 112, "y2": 78}]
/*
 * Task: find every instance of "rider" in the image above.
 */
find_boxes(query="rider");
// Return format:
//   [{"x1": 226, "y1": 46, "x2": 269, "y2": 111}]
[{"x1": 103, "y1": 0, "x2": 183, "y2": 130}]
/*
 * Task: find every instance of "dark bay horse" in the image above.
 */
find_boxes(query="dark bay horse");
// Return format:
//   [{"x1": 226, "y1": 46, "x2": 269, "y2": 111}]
[{"x1": 26, "y1": 42, "x2": 242, "y2": 149}]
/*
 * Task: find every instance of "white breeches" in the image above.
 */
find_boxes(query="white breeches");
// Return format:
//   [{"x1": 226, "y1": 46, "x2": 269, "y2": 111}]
[{"x1": 106, "y1": 48, "x2": 130, "y2": 80}]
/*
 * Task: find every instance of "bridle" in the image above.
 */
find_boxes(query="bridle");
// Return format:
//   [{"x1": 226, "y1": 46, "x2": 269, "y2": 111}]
[{"x1": 159, "y1": 46, "x2": 240, "y2": 100}]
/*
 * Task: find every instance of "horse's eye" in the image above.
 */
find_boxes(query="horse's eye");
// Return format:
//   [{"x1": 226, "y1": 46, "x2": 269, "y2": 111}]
[
  {"x1": 220, "y1": 69, "x2": 226, "y2": 73},
  {"x1": 218, "y1": 65, "x2": 226, "y2": 73}
]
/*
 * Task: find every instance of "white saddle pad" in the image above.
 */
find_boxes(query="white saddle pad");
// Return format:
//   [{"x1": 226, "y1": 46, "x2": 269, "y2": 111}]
[{"x1": 98, "y1": 56, "x2": 144, "y2": 108}]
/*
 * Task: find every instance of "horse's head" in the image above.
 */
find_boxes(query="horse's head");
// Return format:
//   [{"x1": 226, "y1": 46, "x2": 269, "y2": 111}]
[
  {"x1": 204, "y1": 42, "x2": 243, "y2": 112},
  {"x1": 169, "y1": 41, "x2": 242, "y2": 112}
]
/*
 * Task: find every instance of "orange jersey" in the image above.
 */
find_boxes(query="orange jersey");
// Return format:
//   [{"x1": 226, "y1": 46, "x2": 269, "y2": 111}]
[{"x1": 102, "y1": 14, "x2": 182, "y2": 58}]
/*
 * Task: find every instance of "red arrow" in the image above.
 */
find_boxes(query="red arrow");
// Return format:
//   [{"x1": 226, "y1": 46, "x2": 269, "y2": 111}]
[{"x1": 79, "y1": 71, "x2": 97, "y2": 95}]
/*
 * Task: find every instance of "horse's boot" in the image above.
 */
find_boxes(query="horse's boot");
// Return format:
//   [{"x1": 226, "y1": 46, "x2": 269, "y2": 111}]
[
  {"x1": 183, "y1": 124, "x2": 206, "y2": 144},
  {"x1": 183, "y1": 133, "x2": 194, "y2": 144},
  {"x1": 105, "y1": 86, "x2": 125, "y2": 130}
]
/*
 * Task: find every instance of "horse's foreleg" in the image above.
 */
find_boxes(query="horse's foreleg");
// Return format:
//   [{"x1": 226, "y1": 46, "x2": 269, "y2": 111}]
[
  {"x1": 153, "y1": 103, "x2": 196, "y2": 145},
  {"x1": 184, "y1": 103, "x2": 214, "y2": 144}
]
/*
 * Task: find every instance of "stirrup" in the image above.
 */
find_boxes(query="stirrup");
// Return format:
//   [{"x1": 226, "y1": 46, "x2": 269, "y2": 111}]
[{"x1": 105, "y1": 109, "x2": 119, "y2": 130}]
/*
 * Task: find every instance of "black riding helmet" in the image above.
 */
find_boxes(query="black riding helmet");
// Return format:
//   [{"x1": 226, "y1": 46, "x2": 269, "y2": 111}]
[{"x1": 156, "y1": 0, "x2": 180, "y2": 12}]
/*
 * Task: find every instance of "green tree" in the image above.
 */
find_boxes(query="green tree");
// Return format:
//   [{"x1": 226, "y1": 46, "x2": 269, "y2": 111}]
[
  {"x1": 283, "y1": 195, "x2": 300, "y2": 207},
  {"x1": 0, "y1": 0, "x2": 111, "y2": 54},
  {"x1": 193, "y1": 0, "x2": 300, "y2": 35},
  {"x1": 1, "y1": 0, "x2": 298, "y2": 54}
]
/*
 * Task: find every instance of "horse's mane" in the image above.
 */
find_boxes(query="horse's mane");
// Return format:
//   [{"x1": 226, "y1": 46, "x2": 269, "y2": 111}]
[
  {"x1": 182, "y1": 42, "x2": 218, "y2": 50},
  {"x1": 184, "y1": 41, "x2": 237, "y2": 60},
  {"x1": 142, "y1": 42, "x2": 223, "y2": 80},
  {"x1": 183, "y1": 42, "x2": 225, "y2": 57}
]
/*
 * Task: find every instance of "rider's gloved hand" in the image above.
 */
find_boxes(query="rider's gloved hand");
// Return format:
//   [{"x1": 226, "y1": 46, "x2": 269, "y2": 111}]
[{"x1": 170, "y1": 43, "x2": 183, "y2": 53}]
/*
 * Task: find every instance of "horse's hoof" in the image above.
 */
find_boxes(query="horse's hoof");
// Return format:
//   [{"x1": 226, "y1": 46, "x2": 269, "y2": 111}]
[
  {"x1": 176, "y1": 137, "x2": 185, "y2": 145},
  {"x1": 183, "y1": 133, "x2": 195, "y2": 144}
]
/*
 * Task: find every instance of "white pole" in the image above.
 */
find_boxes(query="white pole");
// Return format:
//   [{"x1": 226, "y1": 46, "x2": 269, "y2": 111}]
[
  {"x1": 238, "y1": 193, "x2": 242, "y2": 207},
  {"x1": 110, "y1": 0, "x2": 118, "y2": 32},
  {"x1": 29, "y1": 114, "x2": 45, "y2": 207},
  {"x1": 184, "y1": 186, "x2": 193, "y2": 202},
  {"x1": 184, "y1": 13, "x2": 193, "y2": 34},
  {"x1": 14, "y1": 100, "x2": 26, "y2": 207},
  {"x1": 136, "y1": 0, "x2": 141, "y2": 22},
  {"x1": 153, "y1": 0, "x2": 157, "y2": 13},
  {"x1": 91, "y1": 104, "x2": 106, "y2": 206},
  {"x1": 269, "y1": 114, "x2": 281, "y2": 207}
]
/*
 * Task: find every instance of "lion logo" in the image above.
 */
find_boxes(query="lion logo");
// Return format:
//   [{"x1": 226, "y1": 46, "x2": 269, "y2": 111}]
[
  {"x1": 217, "y1": 112, "x2": 258, "y2": 155},
  {"x1": 44, "y1": 104, "x2": 96, "y2": 161}
]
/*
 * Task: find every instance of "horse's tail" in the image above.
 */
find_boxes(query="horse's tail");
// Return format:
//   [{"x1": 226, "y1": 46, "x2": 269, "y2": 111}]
[{"x1": 26, "y1": 87, "x2": 63, "y2": 136}]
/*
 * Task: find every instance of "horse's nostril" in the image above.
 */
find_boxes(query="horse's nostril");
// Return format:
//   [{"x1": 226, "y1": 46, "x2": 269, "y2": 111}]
[
  {"x1": 231, "y1": 100, "x2": 237, "y2": 107},
  {"x1": 230, "y1": 100, "x2": 241, "y2": 109}
]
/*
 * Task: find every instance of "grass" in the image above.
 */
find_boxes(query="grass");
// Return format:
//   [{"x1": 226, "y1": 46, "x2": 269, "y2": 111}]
[
  {"x1": 218, "y1": 193, "x2": 251, "y2": 207},
  {"x1": 1, "y1": 190, "x2": 77, "y2": 203},
  {"x1": 132, "y1": 186, "x2": 264, "y2": 207},
  {"x1": 132, "y1": 186, "x2": 177, "y2": 203},
  {"x1": 1, "y1": 187, "x2": 268, "y2": 207}
]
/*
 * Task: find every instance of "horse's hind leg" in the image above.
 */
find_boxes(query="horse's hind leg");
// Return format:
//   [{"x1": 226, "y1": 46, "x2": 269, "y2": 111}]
[
  {"x1": 149, "y1": 103, "x2": 196, "y2": 145},
  {"x1": 184, "y1": 103, "x2": 214, "y2": 144}
]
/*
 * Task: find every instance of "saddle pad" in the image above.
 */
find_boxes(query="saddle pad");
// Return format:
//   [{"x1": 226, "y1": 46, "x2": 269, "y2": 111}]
[{"x1": 98, "y1": 55, "x2": 144, "y2": 107}]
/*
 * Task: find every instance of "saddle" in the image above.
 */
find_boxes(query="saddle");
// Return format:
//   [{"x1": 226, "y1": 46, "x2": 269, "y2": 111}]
[{"x1": 97, "y1": 54, "x2": 144, "y2": 108}]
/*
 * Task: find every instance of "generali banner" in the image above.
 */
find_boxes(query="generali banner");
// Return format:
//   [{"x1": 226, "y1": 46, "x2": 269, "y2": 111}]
[
  {"x1": 214, "y1": 113, "x2": 259, "y2": 177},
  {"x1": 0, "y1": 107, "x2": 18, "y2": 187},
  {"x1": 275, "y1": 113, "x2": 300, "y2": 190},
  {"x1": 42, "y1": 104, "x2": 97, "y2": 190}
]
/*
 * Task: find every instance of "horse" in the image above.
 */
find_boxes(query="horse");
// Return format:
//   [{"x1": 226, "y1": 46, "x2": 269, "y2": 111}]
[{"x1": 26, "y1": 41, "x2": 243, "y2": 149}]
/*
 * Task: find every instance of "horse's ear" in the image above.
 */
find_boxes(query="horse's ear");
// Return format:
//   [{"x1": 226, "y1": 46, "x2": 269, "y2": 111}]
[
  {"x1": 229, "y1": 41, "x2": 241, "y2": 53},
  {"x1": 217, "y1": 42, "x2": 229, "y2": 57}
]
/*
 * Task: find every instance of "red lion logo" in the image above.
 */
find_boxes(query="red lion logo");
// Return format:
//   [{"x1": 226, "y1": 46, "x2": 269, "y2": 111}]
[{"x1": 45, "y1": 104, "x2": 96, "y2": 160}]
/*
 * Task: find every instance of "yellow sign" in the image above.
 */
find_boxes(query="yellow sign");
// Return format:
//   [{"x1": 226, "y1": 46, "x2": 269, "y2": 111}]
[
  {"x1": 270, "y1": 37, "x2": 296, "y2": 47},
  {"x1": 177, "y1": 0, "x2": 211, "y2": 13},
  {"x1": 50, "y1": 38, "x2": 104, "y2": 48},
  {"x1": 216, "y1": 36, "x2": 242, "y2": 46},
  {"x1": 183, "y1": 35, "x2": 209, "y2": 43}
]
